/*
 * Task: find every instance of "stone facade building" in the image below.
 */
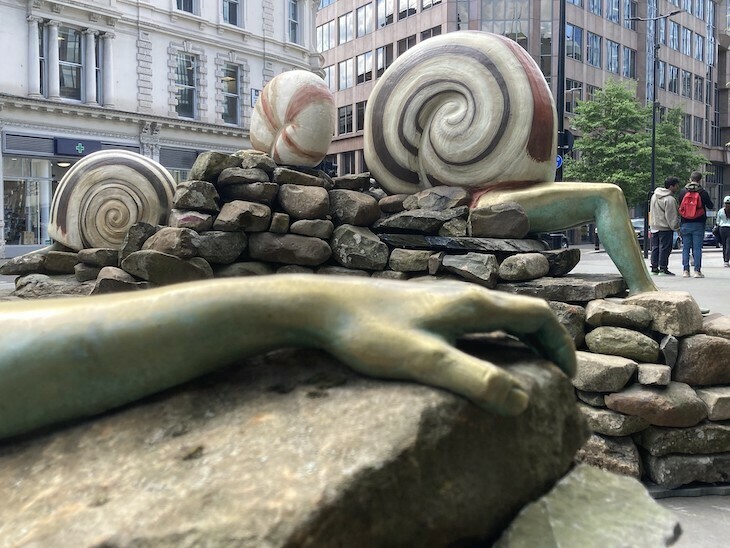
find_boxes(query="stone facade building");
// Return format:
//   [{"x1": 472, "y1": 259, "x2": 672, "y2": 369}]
[
  {"x1": 0, "y1": 0, "x2": 321, "y2": 257},
  {"x1": 316, "y1": 0, "x2": 730, "y2": 215}
]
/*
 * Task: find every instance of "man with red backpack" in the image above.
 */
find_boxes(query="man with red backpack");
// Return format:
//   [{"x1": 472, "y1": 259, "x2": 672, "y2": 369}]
[{"x1": 678, "y1": 171, "x2": 714, "y2": 278}]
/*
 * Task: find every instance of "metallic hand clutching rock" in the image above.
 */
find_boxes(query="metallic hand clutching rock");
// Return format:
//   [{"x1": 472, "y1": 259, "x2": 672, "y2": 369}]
[{"x1": 0, "y1": 275, "x2": 575, "y2": 441}]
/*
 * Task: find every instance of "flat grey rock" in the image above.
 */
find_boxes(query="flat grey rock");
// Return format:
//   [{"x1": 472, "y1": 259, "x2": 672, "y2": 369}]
[
  {"x1": 495, "y1": 464, "x2": 681, "y2": 547},
  {"x1": 496, "y1": 275, "x2": 627, "y2": 302},
  {"x1": 0, "y1": 345, "x2": 587, "y2": 547}
]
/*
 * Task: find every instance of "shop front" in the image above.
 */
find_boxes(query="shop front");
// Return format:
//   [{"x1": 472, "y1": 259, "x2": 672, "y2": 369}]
[{"x1": 0, "y1": 132, "x2": 140, "y2": 258}]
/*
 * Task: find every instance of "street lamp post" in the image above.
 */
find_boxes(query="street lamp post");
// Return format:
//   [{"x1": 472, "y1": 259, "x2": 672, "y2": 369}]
[{"x1": 629, "y1": 8, "x2": 681, "y2": 258}]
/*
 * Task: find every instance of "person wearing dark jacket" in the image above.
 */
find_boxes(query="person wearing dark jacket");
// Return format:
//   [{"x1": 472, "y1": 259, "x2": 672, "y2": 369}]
[
  {"x1": 678, "y1": 171, "x2": 714, "y2": 278},
  {"x1": 649, "y1": 176, "x2": 681, "y2": 275}
]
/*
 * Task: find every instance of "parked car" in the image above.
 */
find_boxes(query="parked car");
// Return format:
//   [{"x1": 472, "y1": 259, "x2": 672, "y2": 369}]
[
  {"x1": 703, "y1": 230, "x2": 720, "y2": 247},
  {"x1": 537, "y1": 232, "x2": 569, "y2": 249},
  {"x1": 631, "y1": 218, "x2": 680, "y2": 250}
]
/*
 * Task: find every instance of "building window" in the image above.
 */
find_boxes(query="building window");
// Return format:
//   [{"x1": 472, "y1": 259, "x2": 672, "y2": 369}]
[
  {"x1": 338, "y1": 105, "x2": 353, "y2": 135},
  {"x1": 681, "y1": 27, "x2": 692, "y2": 55},
  {"x1": 357, "y1": 4, "x2": 374, "y2": 37},
  {"x1": 694, "y1": 34, "x2": 704, "y2": 61},
  {"x1": 669, "y1": 21, "x2": 679, "y2": 50},
  {"x1": 565, "y1": 79, "x2": 582, "y2": 113},
  {"x1": 681, "y1": 113, "x2": 691, "y2": 139},
  {"x1": 338, "y1": 12, "x2": 354, "y2": 44},
  {"x1": 39, "y1": 28, "x2": 46, "y2": 96},
  {"x1": 95, "y1": 35, "x2": 103, "y2": 104},
  {"x1": 606, "y1": 0, "x2": 619, "y2": 23},
  {"x1": 338, "y1": 58, "x2": 354, "y2": 90},
  {"x1": 59, "y1": 27, "x2": 83, "y2": 100},
  {"x1": 175, "y1": 52, "x2": 197, "y2": 118},
  {"x1": 567, "y1": 0, "x2": 583, "y2": 6},
  {"x1": 377, "y1": 0, "x2": 394, "y2": 27},
  {"x1": 421, "y1": 25, "x2": 442, "y2": 40},
  {"x1": 683, "y1": 0, "x2": 692, "y2": 13},
  {"x1": 322, "y1": 65, "x2": 336, "y2": 92},
  {"x1": 177, "y1": 0, "x2": 196, "y2": 14},
  {"x1": 288, "y1": 0, "x2": 300, "y2": 44},
  {"x1": 606, "y1": 40, "x2": 619, "y2": 73},
  {"x1": 320, "y1": 0, "x2": 335, "y2": 7},
  {"x1": 622, "y1": 46, "x2": 636, "y2": 78},
  {"x1": 356, "y1": 51, "x2": 373, "y2": 84},
  {"x1": 586, "y1": 32, "x2": 601, "y2": 67},
  {"x1": 397, "y1": 35, "x2": 417, "y2": 56},
  {"x1": 398, "y1": 0, "x2": 417, "y2": 20},
  {"x1": 540, "y1": 23, "x2": 552, "y2": 78},
  {"x1": 668, "y1": 64, "x2": 679, "y2": 93},
  {"x1": 589, "y1": 0, "x2": 601, "y2": 16},
  {"x1": 221, "y1": 64, "x2": 239, "y2": 125},
  {"x1": 356, "y1": 101, "x2": 367, "y2": 131},
  {"x1": 586, "y1": 84, "x2": 600, "y2": 101},
  {"x1": 566, "y1": 24, "x2": 583, "y2": 61},
  {"x1": 316, "y1": 20, "x2": 336, "y2": 52},
  {"x1": 694, "y1": 0, "x2": 704, "y2": 19},
  {"x1": 694, "y1": 75, "x2": 704, "y2": 102},
  {"x1": 681, "y1": 69, "x2": 692, "y2": 97},
  {"x1": 376, "y1": 44, "x2": 393, "y2": 77},
  {"x1": 623, "y1": 0, "x2": 637, "y2": 29},
  {"x1": 340, "y1": 151, "x2": 356, "y2": 174},
  {"x1": 658, "y1": 18, "x2": 666, "y2": 44},
  {"x1": 422, "y1": 0, "x2": 442, "y2": 9},
  {"x1": 223, "y1": 0, "x2": 240, "y2": 26},
  {"x1": 658, "y1": 61, "x2": 666, "y2": 89},
  {"x1": 456, "y1": 0, "x2": 469, "y2": 29}
]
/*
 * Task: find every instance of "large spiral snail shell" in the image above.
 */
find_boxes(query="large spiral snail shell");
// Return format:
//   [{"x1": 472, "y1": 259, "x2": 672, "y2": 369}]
[
  {"x1": 49, "y1": 150, "x2": 177, "y2": 251},
  {"x1": 364, "y1": 31, "x2": 557, "y2": 195},
  {"x1": 250, "y1": 70, "x2": 336, "y2": 167}
]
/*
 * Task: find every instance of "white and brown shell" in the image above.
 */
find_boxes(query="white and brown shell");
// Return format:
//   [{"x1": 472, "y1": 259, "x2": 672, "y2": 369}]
[
  {"x1": 49, "y1": 150, "x2": 177, "y2": 251},
  {"x1": 364, "y1": 31, "x2": 558, "y2": 195},
  {"x1": 250, "y1": 70, "x2": 336, "y2": 168}
]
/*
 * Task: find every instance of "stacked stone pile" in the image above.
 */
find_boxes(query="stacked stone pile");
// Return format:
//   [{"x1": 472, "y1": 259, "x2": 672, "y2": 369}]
[
  {"x1": 0, "y1": 149, "x2": 582, "y2": 297},
  {"x1": 3, "y1": 149, "x2": 730, "y2": 493},
  {"x1": 570, "y1": 294, "x2": 730, "y2": 489}
]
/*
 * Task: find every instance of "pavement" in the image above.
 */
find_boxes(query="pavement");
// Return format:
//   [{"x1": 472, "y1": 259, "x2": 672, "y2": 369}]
[
  {"x1": 573, "y1": 243, "x2": 730, "y2": 316},
  {"x1": 2, "y1": 247, "x2": 730, "y2": 544}
]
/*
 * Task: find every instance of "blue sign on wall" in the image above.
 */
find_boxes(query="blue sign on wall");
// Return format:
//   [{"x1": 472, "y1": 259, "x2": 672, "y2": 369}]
[{"x1": 54, "y1": 138, "x2": 103, "y2": 156}]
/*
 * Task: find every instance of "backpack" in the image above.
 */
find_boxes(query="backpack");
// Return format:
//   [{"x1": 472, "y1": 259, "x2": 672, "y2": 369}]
[{"x1": 679, "y1": 190, "x2": 705, "y2": 220}]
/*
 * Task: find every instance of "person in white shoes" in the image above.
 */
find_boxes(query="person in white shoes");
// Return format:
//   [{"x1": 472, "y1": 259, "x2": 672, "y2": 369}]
[
  {"x1": 649, "y1": 177, "x2": 681, "y2": 276},
  {"x1": 678, "y1": 171, "x2": 714, "y2": 278},
  {"x1": 716, "y1": 196, "x2": 730, "y2": 267}
]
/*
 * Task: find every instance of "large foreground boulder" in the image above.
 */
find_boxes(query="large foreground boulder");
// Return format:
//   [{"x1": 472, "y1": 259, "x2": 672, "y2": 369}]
[{"x1": 0, "y1": 343, "x2": 587, "y2": 546}]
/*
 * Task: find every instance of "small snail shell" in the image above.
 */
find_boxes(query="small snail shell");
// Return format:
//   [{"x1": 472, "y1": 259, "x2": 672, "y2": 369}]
[
  {"x1": 49, "y1": 150, "x2": 176, "y2": 251},
  {"x1": 250, "y1": 70, "x2": 336, "y2": 167},
  {"x1": 364, "y1": 31, "x2": 557, "y2": 195}
]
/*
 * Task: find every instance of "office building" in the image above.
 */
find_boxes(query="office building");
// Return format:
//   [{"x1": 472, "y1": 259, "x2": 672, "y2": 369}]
[
  {"x1": 316, "y1": 0, "x2": 728, "y2": 209},
  {"x1": 0, "y1": 0, "x2": 321, "y2": 257}
]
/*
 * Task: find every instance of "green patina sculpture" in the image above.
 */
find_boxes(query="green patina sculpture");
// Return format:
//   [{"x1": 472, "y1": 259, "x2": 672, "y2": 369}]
[
  {"x1": 0, "y1": 276, "x2": 575, "y2": 441},
  {"x1": 0, "y1": 30, "x2": 656, "y2": 442}
]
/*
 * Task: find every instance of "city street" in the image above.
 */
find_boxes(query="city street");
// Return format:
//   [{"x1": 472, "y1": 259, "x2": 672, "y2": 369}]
[{"x1": 573, "y1": 244, "x2": 730, "y2": 316}]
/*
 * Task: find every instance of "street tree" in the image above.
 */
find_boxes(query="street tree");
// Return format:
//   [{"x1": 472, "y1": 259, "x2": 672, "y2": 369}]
[{"x1": 563, "y1": 80, "x2": 705, "y2": 207}]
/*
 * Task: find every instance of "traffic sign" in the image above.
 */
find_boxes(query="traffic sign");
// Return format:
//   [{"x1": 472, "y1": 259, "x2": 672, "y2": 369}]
[{"x1": 556, "y1": 155, "x2": 563, "y2": 169}]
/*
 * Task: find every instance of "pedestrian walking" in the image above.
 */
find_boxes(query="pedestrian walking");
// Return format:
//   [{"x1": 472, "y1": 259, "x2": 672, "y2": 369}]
[
  {"x1": 678, "y1": 171, "x2": 714, "y2": 278},
  {"x1": 716, "y1": 195, "x2": 730, "y2": 267},
  {"x1": 649, "y1": 176, "x2": 681, "y2": 275}
]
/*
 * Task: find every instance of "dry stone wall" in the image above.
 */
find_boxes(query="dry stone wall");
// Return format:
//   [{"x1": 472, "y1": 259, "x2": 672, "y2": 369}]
[{"x1": 0, "y1": 149, "x2": 580, "y2": 294}]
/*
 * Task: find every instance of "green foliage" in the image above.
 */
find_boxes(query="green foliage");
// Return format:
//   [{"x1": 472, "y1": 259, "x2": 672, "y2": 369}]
[{"x1": 563, "y1": 80, "x2": 705, "y2": 207}]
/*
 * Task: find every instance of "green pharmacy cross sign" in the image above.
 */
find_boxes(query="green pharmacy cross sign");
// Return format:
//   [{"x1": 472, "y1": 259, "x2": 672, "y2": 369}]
[{"x1": 54, "y1": 138, "x2": 103, "y2": 157}]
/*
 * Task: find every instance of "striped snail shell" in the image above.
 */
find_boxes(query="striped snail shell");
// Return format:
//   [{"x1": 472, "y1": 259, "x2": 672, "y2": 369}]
[
  {"x1": 250, "y1": 70, "x2": 336, "y2": 167},
  {"x1": 49, "y1": 150, "x2": 176, "y2": 251},
  {"x1": 364, "y1": 31, "x2": 557, "y2": 195}
]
